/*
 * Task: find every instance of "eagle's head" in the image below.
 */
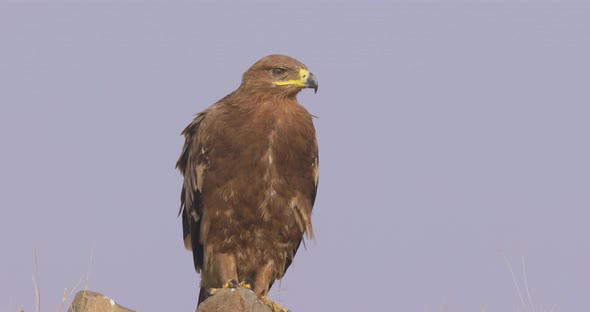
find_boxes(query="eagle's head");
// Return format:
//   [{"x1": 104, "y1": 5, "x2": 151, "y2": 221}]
[{"x1": 240, "y1": 54, "x2": 318, "y2": 96}]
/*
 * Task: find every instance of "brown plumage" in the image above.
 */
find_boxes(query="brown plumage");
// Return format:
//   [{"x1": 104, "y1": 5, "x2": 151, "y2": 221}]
[{"x1": 176, "y1": 54, "x2": 319, "y2": 308}]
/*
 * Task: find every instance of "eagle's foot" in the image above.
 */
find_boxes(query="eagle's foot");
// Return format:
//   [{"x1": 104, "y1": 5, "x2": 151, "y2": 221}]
[
  {"x1": 260, "y1": 295, "x2": 290, "y2": 312},
  {"x1": 207, "y1": 279, "x2": 239, "y2": 295},
  {"x1": 239, "y1": 278, "x2": 255, "y2": 291}
]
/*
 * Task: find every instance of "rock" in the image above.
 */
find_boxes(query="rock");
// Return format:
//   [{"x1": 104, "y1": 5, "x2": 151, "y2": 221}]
[
  {"x1": 65, "y1": 288, "x2": 276, "y2": 312},
  {"x1": 67, "y1": 290, "x2": 135, "y2": 312},
  {"x1": 197, "y1": 287, "x2": 272, "y2": 312}
]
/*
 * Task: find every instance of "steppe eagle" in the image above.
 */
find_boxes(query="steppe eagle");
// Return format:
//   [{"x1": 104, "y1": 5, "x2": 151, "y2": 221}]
[{"x1": 176, "y1": 54, "x2": 319, "y2": 312}]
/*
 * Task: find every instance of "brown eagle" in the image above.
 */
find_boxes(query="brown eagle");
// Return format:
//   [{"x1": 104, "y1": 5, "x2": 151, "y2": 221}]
[{"x1": 176, "y1": 55, "x2": 319, "y2": 311}]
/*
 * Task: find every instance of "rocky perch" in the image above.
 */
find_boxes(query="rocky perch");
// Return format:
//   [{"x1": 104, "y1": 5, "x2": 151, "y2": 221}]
[
  {"x1": 197, "y1": 287, "x2": 272, "y2": 312},
  {"x1": 67, "y1": 291, "x2": 134, "y2": 312},
  {"x1": 66, "y1": 288, "x2": 274, "y2": 312}
]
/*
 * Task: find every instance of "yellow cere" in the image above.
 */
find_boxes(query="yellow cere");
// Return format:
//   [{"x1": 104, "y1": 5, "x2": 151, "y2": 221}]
[{"x1": 274, "y1": 68, "x2": 310, "y2": 87}]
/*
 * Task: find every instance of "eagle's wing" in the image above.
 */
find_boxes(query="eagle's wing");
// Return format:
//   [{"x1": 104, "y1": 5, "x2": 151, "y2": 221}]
[
  {"x1": 176, "y1": 111, "x2": 208, "y2": 272},
  {"x1": 280, "y1": 136, "x2": 319, "y2": 280}
]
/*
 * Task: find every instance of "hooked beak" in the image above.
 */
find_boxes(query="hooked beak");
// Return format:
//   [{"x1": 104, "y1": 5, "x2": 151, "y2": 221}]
[
  {"x1": 305, "y1": 71, "x2": 319, "y2": 94},
  {"x1": 274, "y1": 68, "x2": 319, "y2": 93}
]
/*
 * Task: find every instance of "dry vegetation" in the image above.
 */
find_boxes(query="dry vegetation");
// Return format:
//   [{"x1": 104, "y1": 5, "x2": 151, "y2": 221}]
[{"x1": 10, "y1": 250, "x2": 556, "y2": 312}]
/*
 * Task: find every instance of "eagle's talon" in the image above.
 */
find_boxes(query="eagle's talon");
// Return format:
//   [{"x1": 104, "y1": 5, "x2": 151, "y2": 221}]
[
  {"x1": 225, "y1": 279, "x2": 239, "y2": 288},
  {"x1": 239, "y1": 278, "x2": 255, "y2": 290},
  {"x1": 260, "y1": 295, "x2": 289, "y2": 312},
  {"x1": 207, "y1": 279, "x2": 240, "y2": 295}
]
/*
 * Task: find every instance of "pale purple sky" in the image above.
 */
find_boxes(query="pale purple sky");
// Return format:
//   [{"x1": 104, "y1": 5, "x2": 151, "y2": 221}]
[{"x1": 1, "y1": 1, "x2": 589, "y2": 311}]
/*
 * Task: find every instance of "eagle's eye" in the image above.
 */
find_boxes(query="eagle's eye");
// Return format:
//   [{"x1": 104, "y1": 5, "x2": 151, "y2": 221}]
[{"x1": 271, "y1": 67, "x2": 287, "y2": 76}]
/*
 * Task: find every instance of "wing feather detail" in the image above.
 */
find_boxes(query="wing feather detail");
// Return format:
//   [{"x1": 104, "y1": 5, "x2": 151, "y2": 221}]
[{"x1": 176, "y1": 111, "x2": 208, "y2": 270}]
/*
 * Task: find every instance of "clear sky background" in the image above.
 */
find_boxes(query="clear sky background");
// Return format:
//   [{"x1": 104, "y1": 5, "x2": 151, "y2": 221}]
[{"x1": 1, "y1": 1, "x2": 589, "y2": 311}]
